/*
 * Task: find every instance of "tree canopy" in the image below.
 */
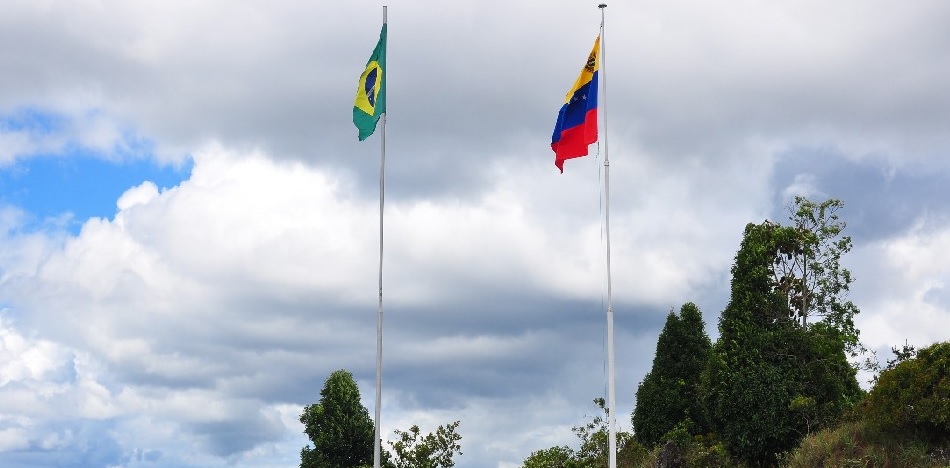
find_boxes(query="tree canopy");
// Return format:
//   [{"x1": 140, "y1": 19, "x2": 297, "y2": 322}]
[
  {"x1": 701, "y1": 210, "x2": 862, "y2": 465},
  {"x1": 632, "y1": 302, "x2": 711, "y2": 447},
  {"x1": 774, "y1": 196, "x2": 861, "y2": 352},
  {"x1": 522, "y1": 399, "x2": 646, "y2": 468},
  {"x1": 862, "y1": 341, "x2": 950, "y2": 441},
  {"x1": 388, "y1": 421, "x2": 463, "y2": 468},
  {"x1": 299, "y1": 369, "x2": 465, "y2": 468},
  {"x1": 299, "y1": 369, "x2": 376, "y2": 468}
]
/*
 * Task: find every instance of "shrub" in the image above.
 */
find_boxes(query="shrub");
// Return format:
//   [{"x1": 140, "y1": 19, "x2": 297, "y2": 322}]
[{"x1": 862, "y1": 341, "x2": 950, "y2": 441}]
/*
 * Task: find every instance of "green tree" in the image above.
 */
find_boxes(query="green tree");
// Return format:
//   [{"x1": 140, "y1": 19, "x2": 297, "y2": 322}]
[
  {"x1": 300, "y1": 369, "x2": 376, "y2": 468},
  {"x1": 862, "y1": 341, "x2": 950, "y2": 441},
  {"x1": 701, "y1": 221, "x2": 861, "y2": 465},
  {"x1": 885, "y1": 340, "x2": 918, "y2": 371},
  {"x1": 773, "y1": 197, "x2": 861, "y2": 352},
  {"x1": 632, "y1": 302, "x2": 711, "y2": 447},
  {"x1": 522, "y1": 399, "x2": 646, "y2": 468},
  {"x1": 571, "y1": 401, "x2": 644, "y2": 467},
  {"x1": 861, "y1": 340, "x2": 918, "y2": 385},
  {"x1": 522, "y1": 446, "x2": 576, "y2": 468},
  {"x1": 388, "y1": 421, "x2": 462, "y2": 468}
]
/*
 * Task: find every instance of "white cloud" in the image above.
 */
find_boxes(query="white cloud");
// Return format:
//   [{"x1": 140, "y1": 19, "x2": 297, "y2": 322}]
[
  {"x1": 0, "y1": 108, "x2": 141, "y2": 166},
  {"x1": 1, "y1": 0, "x2": 950, "y2": 466},
  {"x1": 115, "y1": 181, "x2": 159, "y2": 212},
  {"x1": 0, "y1": 141, "x2": 739, "y2": 465},
  {"x1": 853, "y1": 218, "x2": 950, "y2": 351},
  {"x1": 781, "y1": 173, "x2": 822, "y2": 202}
]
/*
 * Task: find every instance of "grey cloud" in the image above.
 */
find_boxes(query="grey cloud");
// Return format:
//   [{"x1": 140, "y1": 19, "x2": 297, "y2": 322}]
[
  {"x1": 191, "y1": 411, "x2": 287, "y2": 458},
  {"x1": 2, "y1": 1, "x2": 950, "y2": 466},
  {"x1": 771, "y1": 149, "x2": 950, "y2": 242},
  {"x1": 0, "y1": 420, "x2": 125, "y2": 468}
]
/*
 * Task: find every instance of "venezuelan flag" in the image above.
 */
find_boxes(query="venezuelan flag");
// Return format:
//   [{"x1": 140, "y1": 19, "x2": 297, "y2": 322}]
[{"x1": 551, "y1": 36, "x2": 600, "y2": 172}]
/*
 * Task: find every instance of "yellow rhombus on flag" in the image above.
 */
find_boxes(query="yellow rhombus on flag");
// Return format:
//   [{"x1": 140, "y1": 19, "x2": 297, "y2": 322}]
[{"x1": 354, "y1": 24, "x2": 386, "y2": 141}]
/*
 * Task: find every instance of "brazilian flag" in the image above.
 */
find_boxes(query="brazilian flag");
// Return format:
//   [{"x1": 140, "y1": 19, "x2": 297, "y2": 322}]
[{"x1": 354, "y1": 24, "x2": 386, "y2": 141}]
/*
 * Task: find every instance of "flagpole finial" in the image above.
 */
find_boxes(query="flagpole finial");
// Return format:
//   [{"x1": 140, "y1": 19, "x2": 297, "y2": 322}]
[{"x1": 598, "y1": 3, "x2": 606, "y2": 8}]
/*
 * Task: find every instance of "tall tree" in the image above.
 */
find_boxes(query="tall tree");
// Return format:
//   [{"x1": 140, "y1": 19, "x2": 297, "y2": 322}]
[
  {"x1": 773, "y1": 197, "x2": 860, "y2": 352},
  {"x1": 701, "y1": 221, "x2": 861, "y2": 465},
  {"x1": 632, "y1": 302, "x2": 711, "y2": 447},
  {"x1": 300, "y1": 369, "x2": 376, "y2": 468}
]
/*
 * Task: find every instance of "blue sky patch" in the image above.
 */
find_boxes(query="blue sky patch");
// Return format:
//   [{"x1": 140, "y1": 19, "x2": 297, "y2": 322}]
[
  {"x1": 0, "y1": 108, "x2": 192, "y2": 235},
  {"x1": 0, "y1": 155, "x2": 192, "y2": 234}
]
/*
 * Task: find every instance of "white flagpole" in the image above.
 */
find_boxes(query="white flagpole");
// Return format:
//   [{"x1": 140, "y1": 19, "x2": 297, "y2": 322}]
[
  {"x1": 373, "y1": 7, "x2": 387, "y2": 468},
  {"x1": 598, "y1": 4, "x2": 617, "y2": 468}
]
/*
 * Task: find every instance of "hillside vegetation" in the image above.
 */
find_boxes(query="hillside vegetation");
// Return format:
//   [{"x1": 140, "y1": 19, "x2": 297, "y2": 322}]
[{"x1": 522, "y1": 199, "x2": 950, "y2": 467}]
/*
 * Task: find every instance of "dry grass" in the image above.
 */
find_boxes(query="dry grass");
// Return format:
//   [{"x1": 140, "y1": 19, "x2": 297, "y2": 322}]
[{"x1": 780, "y1": 420, "x2": 950, "y2": 468}]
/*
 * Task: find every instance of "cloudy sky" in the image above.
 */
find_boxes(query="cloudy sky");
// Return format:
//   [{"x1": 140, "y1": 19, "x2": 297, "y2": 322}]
[{"x1": 1, "y1": 0, "x2": 949, "y2": 466}]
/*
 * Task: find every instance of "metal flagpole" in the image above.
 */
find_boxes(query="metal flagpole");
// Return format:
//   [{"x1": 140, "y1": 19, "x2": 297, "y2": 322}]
[
  {"x1": 373, "y1": 7, "x2": 387, "y2": 468},
  {"x1": 597, "y1": 4, "x2": 617, "y2": 468}
]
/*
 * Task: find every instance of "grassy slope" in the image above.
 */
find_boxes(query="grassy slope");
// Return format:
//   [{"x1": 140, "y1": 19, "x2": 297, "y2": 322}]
[{"x1": 780, "y1": 420, "x2": 950, "y2": 468}]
